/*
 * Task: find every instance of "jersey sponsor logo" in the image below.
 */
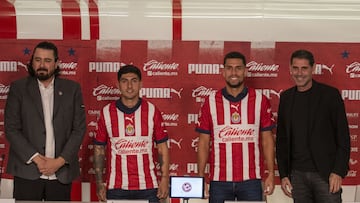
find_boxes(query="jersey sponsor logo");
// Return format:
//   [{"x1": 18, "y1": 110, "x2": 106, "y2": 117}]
[
  {"x1": 313, "y1": 63, "x2": 334, "y2": 75},
  {"x1": 342, "y1": 90, "x2": 360, "y2": 101},
  {"x1": 88, "y1": 62, "x2": 126, "y2": 72},
  {"x1": 218, "y1": 126, "x2": 256, "y2": 142},
  {"x1": 246, "y1": 61, "x2": 279, "y2": 78},
  {"x1": 192, "y1": 86, "x2": 217, "y2": 103},
  {"x1": 346, "y1": 62, "x2": 360, "y2": 78},
  {"x1": 113, "y1": 137, "x2": 150, "y2": 155},
  {"x1": 143, "y1": 60, "x2": 179, "y2": 76},
  {"x1": 0, "y1": 83, "x2": 9, "y2": 100},
  {"x1": 188, "y1": 64, "x2": 223, "y2": 75},
  {"x1": 140, "y1": 88, "x2": 183, "y2": 99},
  {"x1": 59, "y1": 61, "x2": 78, "y2": 75}
]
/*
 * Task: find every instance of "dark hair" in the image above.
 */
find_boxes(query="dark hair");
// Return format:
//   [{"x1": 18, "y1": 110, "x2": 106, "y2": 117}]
[
  {"x1": 117, "y1": 65, "x2": 142, "y2": 81},
  {"x1": 290, "y1": 49, "x2": 315, "y2": 67},
  {"x1": 28, "y1": 41, "x2": 60, "y2": 77},
  {"x1": 223, "y1": 51, "x2": 246, "y2": 65}
]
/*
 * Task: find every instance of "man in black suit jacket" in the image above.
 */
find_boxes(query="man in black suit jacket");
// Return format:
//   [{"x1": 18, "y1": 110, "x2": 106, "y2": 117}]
[
  {"x1": 5, "y1": 41, "x2": 86, "y2": 200},
  {"x1": 276, "y1": 49, "x2": 350, "y2": 203}
]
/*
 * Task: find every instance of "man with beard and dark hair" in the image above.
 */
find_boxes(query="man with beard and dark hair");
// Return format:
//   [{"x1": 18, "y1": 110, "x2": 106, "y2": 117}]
[
  {"x1": 196, "y1": 51, "x2": 276, "y2": 203},
  {"x1": 5, "y1": 41, "x2": 86, "y2": 200}
]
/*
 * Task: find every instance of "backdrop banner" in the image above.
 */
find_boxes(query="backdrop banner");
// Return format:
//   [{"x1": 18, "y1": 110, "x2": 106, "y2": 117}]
[{"x1": 0, "y1": 40, "x2": 359, "y2": 201}]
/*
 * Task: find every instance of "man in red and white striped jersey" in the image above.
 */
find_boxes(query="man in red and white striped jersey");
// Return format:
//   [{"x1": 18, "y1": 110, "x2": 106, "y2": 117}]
[
  {"x1": 196, "y1": 51, "x2": 276, "y2": 203},
  {"x1": 93, "y1": 65, "x2": 169, "y2": 203}
]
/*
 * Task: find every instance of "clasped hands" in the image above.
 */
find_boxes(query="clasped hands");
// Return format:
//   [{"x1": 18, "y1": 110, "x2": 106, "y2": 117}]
[{"x1": 33, "y1": 154, "x2": 66, "y2": 176}]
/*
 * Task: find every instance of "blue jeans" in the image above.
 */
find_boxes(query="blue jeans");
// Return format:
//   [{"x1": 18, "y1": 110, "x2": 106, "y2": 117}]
[
  {"x1": 209, "y1": 179, "x2": 262, "y2": 203},
  {"x1": 291, "y1": 170, "x2": 342, "y2": 203},
  {"x1": 107, "y1": 188, "x2": 159, "y2": 203}
]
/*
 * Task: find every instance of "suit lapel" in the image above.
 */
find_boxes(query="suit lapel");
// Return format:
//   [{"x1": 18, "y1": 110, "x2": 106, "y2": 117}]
[
  {"x1": 53, "y1": 78, "x2": 62, "y2": 117},
  {"x1": 285, "y1": 87, "x2": 296, "y2": 139},
  {"x1": 27, "y1": 78, "x2": 44, "y2": 120}
]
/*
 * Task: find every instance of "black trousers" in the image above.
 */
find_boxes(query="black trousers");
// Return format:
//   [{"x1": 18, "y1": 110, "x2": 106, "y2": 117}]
[{"x1": 13, "y1": 176, "x2": 71, "y2": 201}]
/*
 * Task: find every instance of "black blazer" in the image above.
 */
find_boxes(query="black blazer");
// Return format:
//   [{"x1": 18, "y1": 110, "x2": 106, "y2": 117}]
[
  {"x1": 5, "y1": 76, "x2": 86, "y2": 184},
  {"x1": 276, "y1": 80, "x2": 350, "y2": 182}
]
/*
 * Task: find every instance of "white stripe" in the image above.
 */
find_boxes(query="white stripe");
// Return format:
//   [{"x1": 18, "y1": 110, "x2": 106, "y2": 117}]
[
  {"x1": 0, "y1": 178, "x2": 13, "y2": 198},
  {"x1": 254, "y1": 90, "x2": 263, "y2": 178},
  {"x1": 208, "y1": 93, "x2": 219, "y2": 180},
  {"x1": 135, "y1": 106, "x2": 146, "y2": 189},
  {"x1": 223, "y1": 98, "x2": 232, "y2": 180},
  {"x1": 117, "y1": 110, "x2": 129, "y2": 189},
  {"x1": 14, "y1": 0, "x2": 63, "y2": 39},
  {"x1": 97, "y1": 1, "x2": 172, "y2": 40},
  {"x1": 79, "y1": 0, "x2": 91, "y2": 40},
  {"x1": 241, "y1": 94, "x2": 249, "y2": 180},
  {"x1": 147, "y1": 103, "x2": 158, "y2": 188},
  {"x1": 81, "y1": 182, "x2": 91, "y2": 202},
  {"x1": 103, "y1": 105, "x2": 115, "y2": 188}
]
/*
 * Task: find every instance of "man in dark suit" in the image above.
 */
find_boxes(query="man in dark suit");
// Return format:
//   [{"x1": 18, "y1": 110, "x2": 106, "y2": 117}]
[
  {"x1": 5, "y1": 41, "x2": 86, "y2": 200},
  {"x1": 276, "y1": 49, "x2": 350, "y2": 203}
]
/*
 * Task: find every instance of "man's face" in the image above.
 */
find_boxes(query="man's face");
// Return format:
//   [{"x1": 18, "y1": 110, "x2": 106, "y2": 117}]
[
  {"x1": 118, "y1": 73, "x2": 142, "y2": 100},
  {"x1": 32, "y1": 48, "x2": 58, "y2": 81},
  {"x1": 290, "y1": 58, "x2": 314, "y2": 92},
  {"x1": 223, "y1": 58, "x2": 246, "y2": 88}
]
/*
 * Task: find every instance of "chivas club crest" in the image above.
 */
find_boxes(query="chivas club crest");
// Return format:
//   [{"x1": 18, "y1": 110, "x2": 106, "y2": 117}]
[
  {"x1": 125, "y1": 123, "x2": 135, "y2": 135},
  {"x1": 231, "y1": 112, "x2": 241, "y2": 123}
]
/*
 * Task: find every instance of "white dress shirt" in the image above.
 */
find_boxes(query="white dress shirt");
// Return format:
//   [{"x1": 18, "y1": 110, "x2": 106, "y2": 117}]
[{"x1": 38, "y1": 78, "x2": 57, "y2": 180}]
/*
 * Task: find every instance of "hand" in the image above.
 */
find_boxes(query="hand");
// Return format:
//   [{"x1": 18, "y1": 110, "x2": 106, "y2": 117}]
[
  {"x1": 280, "y1": 177, "x2": 293, "y2": 197},
  {"x1": 329, "y1": 173, "x2": 342, "y2": 193},
  {"x1": 157, "y1": 176, "x2": 169, "y2": 200},
  {"x1": 39, "y1": 156, "x2": 65, "y2": 176},
  {"x1": 33, "y1": 154, "x2": 47, "y2": 172},
  {"x1": 263, "y1": 174, "x2": 275, "y2": 195},
  {"x1": 204, "y1": 182, "x2": 209, "y2": 199},
  {"x1": 96, "y1": 182, "x2": 106, "y2": 202}
]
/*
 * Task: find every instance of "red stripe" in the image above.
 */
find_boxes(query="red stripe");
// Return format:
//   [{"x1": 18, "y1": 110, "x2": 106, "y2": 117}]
[
  {"x1": 219, "y1": 143, "x2": 226, "y2": 181},
  {"x1": 0, "y1": 0, "x2": 16, "y2": 38},
  {"x1": 70, "y1": 181, "x2": 82, "y2": 201},
  {"x1": 215, "y1": 92, "x2": 224, "y2": 125},
  {"x1": 172, "y1": 0, "x2": 182, "y2": 40},
  {"x1": 88, "y1": 0, "x2": 99, "y2": 39},
  {"x1": 247, "y1": 88, "x2": 256, "y2": 124},
  {"x1": 90, "y1": 182, "x2": 99, "y2": 201},
  {"x1": 232, "y1": 143, "x2": 243, "y2": 180},
  {"x1": 61, "y1": 0, "x2": 81, "y2": 39}
]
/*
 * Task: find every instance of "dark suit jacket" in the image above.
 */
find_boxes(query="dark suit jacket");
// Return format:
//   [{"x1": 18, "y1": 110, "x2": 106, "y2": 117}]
[
  {"x1": 276, "y1": 80, "x2": 350, "y2": 182},
  {"x1": 5, "y1": 76, "x2": 86, "y2": 184}
]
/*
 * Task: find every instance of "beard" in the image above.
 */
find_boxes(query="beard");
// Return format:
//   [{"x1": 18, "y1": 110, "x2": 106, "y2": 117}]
[
  {"x1": 226, "y1": 80, "x2": 243, "y2": 88},
  {"x1": 35, "y1": 68, "x2": 56, "y2": 81}
]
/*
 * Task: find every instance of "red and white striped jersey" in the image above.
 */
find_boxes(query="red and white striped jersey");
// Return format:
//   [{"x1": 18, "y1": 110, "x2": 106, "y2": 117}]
[
  {"x1": 196, "y1": 87, "x2": 275, "y2": 182},
  {"x1": 94, "y1": 99, "x2": 168, "y2": 190}
]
